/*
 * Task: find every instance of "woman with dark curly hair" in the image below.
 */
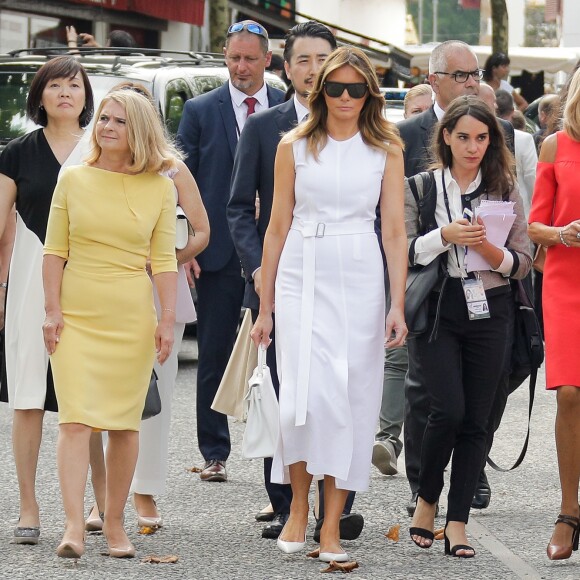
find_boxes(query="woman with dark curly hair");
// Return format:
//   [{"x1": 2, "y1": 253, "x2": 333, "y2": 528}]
[{"x1": 406, "y1": 96, "x2": 531, "y2": 557}]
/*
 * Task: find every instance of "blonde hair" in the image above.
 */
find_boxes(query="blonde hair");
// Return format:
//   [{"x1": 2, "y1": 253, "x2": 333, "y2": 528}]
[
  {"x1": 86, "y1": 89, "x2": 181, "y2": 173},
  {"x1": 282, "y1": 46, "x2": 403, "y2": 158},
  {"x1": 403, "y1": 83, "x2": 433, "y2": 116},
  {"x1": 564, "y1": 67, "x2": 580, "y2": 141}
]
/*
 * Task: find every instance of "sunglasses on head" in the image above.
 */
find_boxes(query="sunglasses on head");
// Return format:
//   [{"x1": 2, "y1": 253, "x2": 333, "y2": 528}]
[
  {"x1": 227, "y1": 21, "x2": 268, "y2": 40},
  {"x1": 324, "y1": 81, "x2": 368, "y2": 99}
]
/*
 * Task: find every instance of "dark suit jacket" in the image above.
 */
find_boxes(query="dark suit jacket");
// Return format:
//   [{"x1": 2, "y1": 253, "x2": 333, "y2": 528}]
[
  {"x1": 397, "y1": 106, "x2": 515, "y2": 179},
  {"x1": 177, "y1": 82, "x2": 284, "y2": 272},
  {"x1": 227, "y1": 98, "x2": 297, "y2": 310}
]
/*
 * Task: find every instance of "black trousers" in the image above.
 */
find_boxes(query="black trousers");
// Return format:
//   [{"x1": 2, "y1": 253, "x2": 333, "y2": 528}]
[
  {"x1": 410, "y1": 280, "x2": 510, "y2": 523},
  {"x1": 195, "y1": 251, "x2": 245, "y2": 461}
]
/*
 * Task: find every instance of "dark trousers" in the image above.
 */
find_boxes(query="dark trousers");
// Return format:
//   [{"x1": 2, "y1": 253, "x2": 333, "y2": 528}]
[
  {"x1": 195, "y1": 251, "x2": 245, "y2": 460},
  {"x1": 411, "y1": 280, "x2": 510, "y2": 523},
  {"x1": 250, "y1": 309, "x2": 292, "y2": 516}
]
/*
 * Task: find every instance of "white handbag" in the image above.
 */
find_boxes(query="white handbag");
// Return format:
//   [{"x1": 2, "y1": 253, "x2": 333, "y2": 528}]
[
  {"x1": 241, "y1": 345, "x2": 280, "y2": 459},
  {"x1": 175, "y1": 205, "x2": 191, "y2": 250}
]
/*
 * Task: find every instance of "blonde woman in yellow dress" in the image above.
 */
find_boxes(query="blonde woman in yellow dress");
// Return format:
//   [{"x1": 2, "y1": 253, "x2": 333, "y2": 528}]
[{"x1": 42, "y1": 89, "x2": 178, "y2": 559}]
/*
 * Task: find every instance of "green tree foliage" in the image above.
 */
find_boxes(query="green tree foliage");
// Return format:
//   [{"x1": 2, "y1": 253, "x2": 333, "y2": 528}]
[
  {"x1": 525, "y1": 4, "x2": 559, "y2": 47},
  {"x1": 407, "y1": 0, "x2": 480, "y2": 45}
]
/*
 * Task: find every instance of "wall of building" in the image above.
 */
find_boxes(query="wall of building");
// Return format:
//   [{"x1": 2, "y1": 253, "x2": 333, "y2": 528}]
[
  {"x1": 562, "y1": 0, "x2": 580, "y2": 46},
  {"x1": 297, "y1": 0, "x2": 406, "y2": 47}
]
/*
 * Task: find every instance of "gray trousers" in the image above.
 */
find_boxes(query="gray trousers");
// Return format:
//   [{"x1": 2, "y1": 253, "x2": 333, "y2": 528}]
[{"x1": 375, "y1": 346, "x2": 408, "y2": 457}]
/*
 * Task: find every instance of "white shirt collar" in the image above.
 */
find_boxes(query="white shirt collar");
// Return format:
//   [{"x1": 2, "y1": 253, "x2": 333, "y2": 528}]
[
  {"x1": 228, "y1": 80, "x2": 268, "y2": 109},
  {"x1": 434, "y1": 100, "x2": 446, "y2": 121},
  {"x1": 293, "y1": 95, "x2": 309, "y2": 123},
  {"x1": 442, "y1": 166, "x2": 482, "y2": 194}
]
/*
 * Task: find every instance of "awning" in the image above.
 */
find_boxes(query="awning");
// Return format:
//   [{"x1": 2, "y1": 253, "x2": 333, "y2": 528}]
[{"x1": 67, "y1": 0, "x2": 205, "y2": 26}]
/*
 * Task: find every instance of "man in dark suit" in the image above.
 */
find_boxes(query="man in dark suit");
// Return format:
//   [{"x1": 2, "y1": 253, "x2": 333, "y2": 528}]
[
  {"x1": 177, "y1": 20, "x2": 284, "y2": 483},
  {"x1": 228, "y1": 21, "x2": 362, "y2": 543}
]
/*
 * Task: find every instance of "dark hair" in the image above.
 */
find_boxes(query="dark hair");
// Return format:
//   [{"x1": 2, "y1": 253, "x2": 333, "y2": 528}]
[
  {"x1": 432, "y1": 95, "x2": 514, "y2": 198},
  {"x1": 267, "y1": 53, "x2": 284, "y2": 72},
  {"x1": 27, "y1": 56, "x2": 94, "y2": 127},
  {"x1": 495, "y1": 88, "x2": 514, "y2": 117},
  {"x1": 283, "y1": 20, "x2": 337, "y2": 63},
  {"x1": 107, "y1": 30, "x2": 136, "y2": 48},
  {"x1": 483, "y1": 52, "x2": 510, "y2": 82}
]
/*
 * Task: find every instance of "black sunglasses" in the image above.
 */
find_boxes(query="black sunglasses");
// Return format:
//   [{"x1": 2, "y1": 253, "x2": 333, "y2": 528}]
[
  {"x1": 324, "y1": 81, "x2": 368, "y2": 99},
  {"x1": 227, "y1": 22, "x2": 268, "y2": 40}
]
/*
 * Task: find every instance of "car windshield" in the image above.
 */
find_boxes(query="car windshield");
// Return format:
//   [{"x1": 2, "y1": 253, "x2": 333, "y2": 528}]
[{"x1": 0, "y1": 69, "x2": 152, "y2": 146}]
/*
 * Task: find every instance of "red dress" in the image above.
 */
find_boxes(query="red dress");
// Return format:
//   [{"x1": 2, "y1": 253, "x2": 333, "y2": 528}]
[{"x1": 529, "y1": 131, "x2": 580, "y2": 389}]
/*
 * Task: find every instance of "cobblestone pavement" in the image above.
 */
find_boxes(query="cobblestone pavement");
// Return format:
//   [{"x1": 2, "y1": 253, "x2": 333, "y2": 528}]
[{"x1": 0, "y1": 338, "x2": 577, "y2": 579}]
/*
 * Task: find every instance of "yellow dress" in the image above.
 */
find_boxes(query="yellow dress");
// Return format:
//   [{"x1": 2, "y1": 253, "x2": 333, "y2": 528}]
[{"x1": 44, "y1": 166, "x2": 177, "y2": 430}]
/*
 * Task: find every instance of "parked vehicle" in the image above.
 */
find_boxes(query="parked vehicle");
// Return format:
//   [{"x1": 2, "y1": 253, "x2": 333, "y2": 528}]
[{"x1": 0, "y1": 47, "x2": 286, "y2": 150}]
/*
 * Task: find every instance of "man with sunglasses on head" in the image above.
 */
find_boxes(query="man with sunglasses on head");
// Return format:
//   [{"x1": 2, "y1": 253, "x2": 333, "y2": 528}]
[
  {"x1": 228, "y1": 21, "x2": 363, "y2": 544},
  {"x1": 177, "y1": 20, "x2": 284, "y2": 484}
]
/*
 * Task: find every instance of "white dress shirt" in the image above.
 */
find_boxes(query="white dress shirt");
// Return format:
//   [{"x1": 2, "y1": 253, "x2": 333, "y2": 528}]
[
  {"x1": 414, "y1": 167, "x2": 513, "y2": 278},
  {"x1": 293, "y1": 95, "x2": 309, "y2": 124},
  {"x1": 229, "y1": 81, "x2": 269, "y2": 135}
]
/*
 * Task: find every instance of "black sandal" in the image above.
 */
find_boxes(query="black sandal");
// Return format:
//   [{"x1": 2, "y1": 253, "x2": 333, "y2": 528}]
[
  {"x1": 444, "y1": 524, "x2": 475, "y2": 558},
  {"x1": 409, "y1": 527, "x2": 434, "y2": 548}
]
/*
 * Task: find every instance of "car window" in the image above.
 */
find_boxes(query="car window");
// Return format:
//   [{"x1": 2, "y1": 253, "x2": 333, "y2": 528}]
[
  {"x1": 0, "y1": 70, "x2": 37, "y2": 143},
  {"x1": 188, "y1": 74, "x2": 227, "y2": 96},
  {"x1": 164, "y1": 79, "x2": 191, "y2": 136}
]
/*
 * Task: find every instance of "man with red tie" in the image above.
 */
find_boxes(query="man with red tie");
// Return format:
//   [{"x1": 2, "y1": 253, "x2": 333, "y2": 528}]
[{"x1": 178, "y1": 20, "x2": 284, "y2": 483}]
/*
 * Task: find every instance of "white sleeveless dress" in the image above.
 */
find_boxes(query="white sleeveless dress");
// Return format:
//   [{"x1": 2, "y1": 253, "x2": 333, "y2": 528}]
[{"x1": 271, "y1": 133, "x2": 386, "y2": 492}]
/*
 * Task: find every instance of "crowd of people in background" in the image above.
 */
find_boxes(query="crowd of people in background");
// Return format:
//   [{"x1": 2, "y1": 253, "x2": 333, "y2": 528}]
[{"x1": 0, "y1": 13, "x2": 578, "y2": 570}]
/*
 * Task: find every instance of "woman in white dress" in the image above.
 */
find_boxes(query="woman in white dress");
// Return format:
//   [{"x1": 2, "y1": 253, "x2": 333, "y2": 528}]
[{"x1": 251, "y1": 46, "x2": 408, "y2": 563}]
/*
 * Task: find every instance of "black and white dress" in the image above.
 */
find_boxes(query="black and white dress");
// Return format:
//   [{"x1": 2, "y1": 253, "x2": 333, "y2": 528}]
[{"x1": 0, "y1": 129, "x2": 83, "y2": 411}]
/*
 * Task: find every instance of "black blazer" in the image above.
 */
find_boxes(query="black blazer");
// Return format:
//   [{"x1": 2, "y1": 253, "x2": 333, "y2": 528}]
[
  {"x1": 177, "y1": 82, "x2": 284, "y2": 272},
  {"x1": 227, "y1": 98, "x2": 298, "y2": 309}
]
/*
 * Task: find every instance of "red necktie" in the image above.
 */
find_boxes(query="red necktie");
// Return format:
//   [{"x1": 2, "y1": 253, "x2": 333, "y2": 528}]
[{"x1": 244, "y1": 97, "x2": 258, "y2": 118}]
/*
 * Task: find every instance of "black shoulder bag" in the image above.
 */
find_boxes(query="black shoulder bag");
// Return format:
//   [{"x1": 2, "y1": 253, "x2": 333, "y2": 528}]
[{"x1": 487, "y1": 278, "x2": 544, "y2": 471}]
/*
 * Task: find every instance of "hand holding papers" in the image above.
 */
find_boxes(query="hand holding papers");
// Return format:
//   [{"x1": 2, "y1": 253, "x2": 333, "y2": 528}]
[{"x1": 465, "y1": 200, "x2": 516, "y2": 272}]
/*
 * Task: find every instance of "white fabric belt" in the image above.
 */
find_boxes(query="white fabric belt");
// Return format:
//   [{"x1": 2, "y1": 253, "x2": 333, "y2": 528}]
[{"x1": 289, "y1": 218, "x2": 375, "y2": 426}]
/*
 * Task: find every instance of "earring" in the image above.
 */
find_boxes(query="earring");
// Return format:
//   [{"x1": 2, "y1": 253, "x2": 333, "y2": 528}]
[{"x1": 39, "y1": 104, "x2": 44, "y2": 111}]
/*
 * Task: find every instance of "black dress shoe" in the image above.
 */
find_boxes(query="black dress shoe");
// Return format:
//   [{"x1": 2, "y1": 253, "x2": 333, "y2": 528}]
[
  {"x1": 407, "y1": 493, "x2": 439, "y2": 517},
  {"x1": 313, "y1": 513, "x2": 364, "y2": 543},
  {"x1": 261, "y1": 513, "x2": 288, "y2": 539},
  {"x1": 471, "y1": 469, "x2": 491, "y2": 509}
]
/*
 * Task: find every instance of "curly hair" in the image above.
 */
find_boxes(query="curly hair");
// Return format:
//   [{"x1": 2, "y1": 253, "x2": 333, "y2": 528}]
[{"x1": 431, "y1": 95, "x2": 515, "y2": 199}]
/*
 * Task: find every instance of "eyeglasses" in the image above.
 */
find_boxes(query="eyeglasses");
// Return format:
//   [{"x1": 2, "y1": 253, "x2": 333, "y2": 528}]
[
  {"x1": 324, "y1": 81, "x2": 368, "y2": 99},
  {"x1": 434, "y1": 69, "x2": 484, "y2": 83},
  {"x1": 227, "y1": 21, "x2": 268, "y2": 40}
]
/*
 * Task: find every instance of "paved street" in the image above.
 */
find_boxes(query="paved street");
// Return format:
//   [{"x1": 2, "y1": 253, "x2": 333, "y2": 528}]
[{"x1": 0, "y1": 338, "x2": 577, "y2": 579}]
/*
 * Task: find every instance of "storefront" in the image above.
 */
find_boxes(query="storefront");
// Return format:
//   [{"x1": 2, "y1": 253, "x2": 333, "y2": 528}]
[{"x1": 0, "y1": 0, "x2": 205, "y2": 52}]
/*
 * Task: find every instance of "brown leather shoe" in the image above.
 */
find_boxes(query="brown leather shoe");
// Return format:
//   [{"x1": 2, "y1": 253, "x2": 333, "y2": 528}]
[{"x1": 200, "y1": 459, "x2": 227, "y2": 482}]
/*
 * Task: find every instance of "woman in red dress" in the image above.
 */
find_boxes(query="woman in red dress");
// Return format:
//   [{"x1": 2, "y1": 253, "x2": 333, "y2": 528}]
[{"x1": 529, "y1": 67, "x2": 580, "y2": 561}]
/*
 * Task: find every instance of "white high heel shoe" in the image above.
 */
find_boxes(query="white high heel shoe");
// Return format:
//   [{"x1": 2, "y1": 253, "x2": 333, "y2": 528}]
[{"x1": 277, "y1": 534, "x2": 306, "y2": 554}]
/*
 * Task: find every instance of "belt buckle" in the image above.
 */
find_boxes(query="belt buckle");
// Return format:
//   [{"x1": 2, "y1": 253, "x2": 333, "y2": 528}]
[{"x1": 315, "y1": 223, "x2": 325, "y2": 238}]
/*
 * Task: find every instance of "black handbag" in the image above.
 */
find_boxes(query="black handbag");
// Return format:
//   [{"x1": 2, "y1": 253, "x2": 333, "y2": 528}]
[
  {"x1": 142, "y1": 369, "x2": 161, "y2": 420},
  {"x1": 487, "y1": 278, "x2": 544, "y2": 472},
  {"x1": 404, "y1": 255, "x2": 445, "y2": 337}
]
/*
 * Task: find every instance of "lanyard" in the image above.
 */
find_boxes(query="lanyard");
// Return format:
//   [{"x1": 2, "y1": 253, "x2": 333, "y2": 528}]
[{"x1": 441, "y1": 173, "x2": 488, "y2": 276}]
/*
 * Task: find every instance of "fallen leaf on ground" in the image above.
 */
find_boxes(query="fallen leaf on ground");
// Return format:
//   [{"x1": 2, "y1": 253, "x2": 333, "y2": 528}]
[
  {"x1": 138, "y1": 526, "x2": 157, "y2": 535},
  {"x1": 321, "y1": 560, "x2": 359, "y2": 573},
  {"x1": 141, "y1": 555, "x2": 179, "y2": 564},
  {"x1": 434, "y1": 528, "x2": 444, "y2": 541},
  {"x1": 188, "y1": 466, "x2": 202, "y2": 473},
  {"x1": 384, "y1": 524, "x2": 400, "y2": 542},
  {"x1": 307, "y1": 548, "x2": 320, "y2": 558}
]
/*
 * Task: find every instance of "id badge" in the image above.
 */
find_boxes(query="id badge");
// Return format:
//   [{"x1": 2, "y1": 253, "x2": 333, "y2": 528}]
[{"x1": 461, "y1": 277, "x2": 491, "y2": 320}]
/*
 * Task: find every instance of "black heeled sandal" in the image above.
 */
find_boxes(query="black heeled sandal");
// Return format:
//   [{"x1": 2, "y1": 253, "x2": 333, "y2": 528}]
[
  {"x1": 444, "y1": 524, "x2": 475, "y2": 558},
  {"x1": 409, "y1": 527, "x2": 434, "y2": 548}
]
